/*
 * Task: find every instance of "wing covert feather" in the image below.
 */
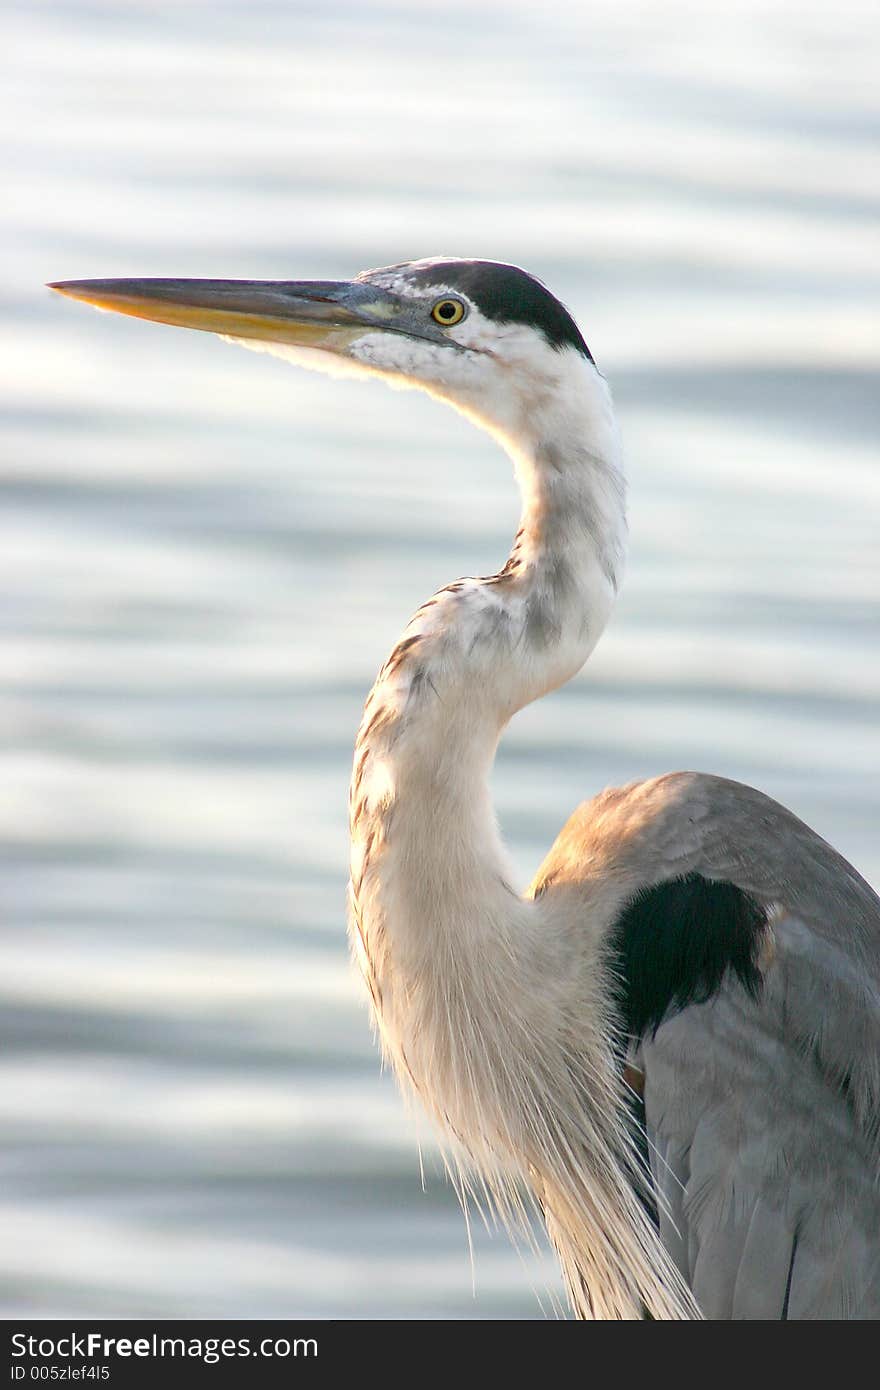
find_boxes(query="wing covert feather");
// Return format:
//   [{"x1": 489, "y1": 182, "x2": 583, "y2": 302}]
[
  {"x1": 533, "y1": 771, "x2": 880, "y2": 1318},
  {"x1": 641, "y1": 918, "x2": 880, "y2": 1318}
]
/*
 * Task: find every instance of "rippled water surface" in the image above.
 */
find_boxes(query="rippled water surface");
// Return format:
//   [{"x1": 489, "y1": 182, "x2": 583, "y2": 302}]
[{"x1": 2, "y1": 0, "x2": 879, "y2": 1318}]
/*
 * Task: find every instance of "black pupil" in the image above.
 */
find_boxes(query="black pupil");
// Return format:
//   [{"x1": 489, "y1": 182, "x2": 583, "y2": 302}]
[{"x1": 437, "y1": 301, "x2": 457, "y2": 320}]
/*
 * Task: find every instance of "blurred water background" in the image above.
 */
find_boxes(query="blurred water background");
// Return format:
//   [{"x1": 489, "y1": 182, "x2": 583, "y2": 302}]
[{"x1": 2, "y1": 0, "x2": 879, "y2": 1318}]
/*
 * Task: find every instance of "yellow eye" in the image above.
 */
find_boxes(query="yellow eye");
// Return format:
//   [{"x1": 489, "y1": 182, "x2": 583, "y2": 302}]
[{"x1": 430, "y1": 298, "x2": 466, "y2": 326}]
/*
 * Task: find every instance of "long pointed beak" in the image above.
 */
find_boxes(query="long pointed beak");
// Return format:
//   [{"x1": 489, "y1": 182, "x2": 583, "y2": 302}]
[{"x1": 47, "y1": 277, "x2": 398, "y2": 351}]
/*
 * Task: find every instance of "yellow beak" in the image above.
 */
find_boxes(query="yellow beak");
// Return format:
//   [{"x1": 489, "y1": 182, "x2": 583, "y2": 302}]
[{"x1": 47, "y1": 276, "x2": 400, "y2": 352}]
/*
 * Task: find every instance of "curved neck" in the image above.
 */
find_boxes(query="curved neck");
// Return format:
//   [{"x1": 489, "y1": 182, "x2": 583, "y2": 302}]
[
  {"x1": 346, "y1": 363, "x2": 696, "y2": 1320},
  {"x1": 349, "y1": 362, "x2": 626, "y2": 994}
]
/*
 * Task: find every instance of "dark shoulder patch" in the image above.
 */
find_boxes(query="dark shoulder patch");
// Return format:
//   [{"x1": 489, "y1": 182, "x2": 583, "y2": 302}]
[
  {"x1": 609, "y1": 873, "x2": 766, "y2": 1039},
  {"x1": 413, "y1": 260, "x2": 593, "y2": 360}
]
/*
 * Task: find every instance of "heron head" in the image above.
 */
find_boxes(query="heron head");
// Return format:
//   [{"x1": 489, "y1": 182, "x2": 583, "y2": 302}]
[{"x1": 48, "y1": 258, "x2": 598, "y2": 441}]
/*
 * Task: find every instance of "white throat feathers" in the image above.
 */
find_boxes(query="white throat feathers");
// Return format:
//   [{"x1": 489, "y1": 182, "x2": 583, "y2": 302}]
[{"x1": 343, "y1": 348, "x2": 692, "y2": 1319}]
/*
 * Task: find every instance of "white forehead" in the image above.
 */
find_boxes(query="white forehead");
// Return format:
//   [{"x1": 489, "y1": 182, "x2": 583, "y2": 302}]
[
  {"x1": 358, "y1": 260, "x2": 498, "y2": 338},
  {"x1": 359, "y1": 256, "x2": 471, "y2": 299},
  {"x1": 361, "y1": 263, "x2": 557, "y2": 363}
]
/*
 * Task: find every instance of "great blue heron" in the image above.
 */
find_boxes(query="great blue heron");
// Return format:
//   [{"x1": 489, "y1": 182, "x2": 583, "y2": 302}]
[{"x1": 50, "y1": 260, "x2": 880, "y2": 1319}]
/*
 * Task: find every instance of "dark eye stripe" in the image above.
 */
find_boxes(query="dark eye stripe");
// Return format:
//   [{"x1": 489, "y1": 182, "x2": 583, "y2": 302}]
[{"x1": 411, "y1": 261, "x2": 592, "y2": 359}]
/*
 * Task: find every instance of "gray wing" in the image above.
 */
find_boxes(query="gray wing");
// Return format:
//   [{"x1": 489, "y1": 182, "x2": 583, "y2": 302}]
[
  {"x1": 641, "y1": 912, "x2": 880, "y2": 1318},
  {"x1": 533, "y1": 771, "x2": 880, "y2": 1319}
]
